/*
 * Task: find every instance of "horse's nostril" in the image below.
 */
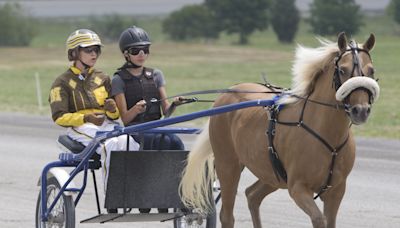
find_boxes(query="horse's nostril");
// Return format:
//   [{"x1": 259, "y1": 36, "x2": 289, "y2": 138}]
[{"x1": 351, "y1": 107, "x2": 359, "y2": 115}]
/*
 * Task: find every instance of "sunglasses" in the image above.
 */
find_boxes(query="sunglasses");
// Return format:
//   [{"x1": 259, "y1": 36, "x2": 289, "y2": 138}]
[
  {"x1": 81, "y1": 46, "x2": 101, "y2": 55},
  {"x1": 127, "y1": 46, "x2": 150, "y2": 55}
]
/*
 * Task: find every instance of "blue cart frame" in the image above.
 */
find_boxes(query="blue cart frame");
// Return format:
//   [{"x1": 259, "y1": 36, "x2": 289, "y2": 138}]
[{"x1": 37, "y1": 99, "x2": 274, "y2": 227}]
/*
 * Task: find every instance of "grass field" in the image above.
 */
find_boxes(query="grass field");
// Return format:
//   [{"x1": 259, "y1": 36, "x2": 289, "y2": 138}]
[{"x1": 0, "y1": 16, "x2": 398, "y2": 139}]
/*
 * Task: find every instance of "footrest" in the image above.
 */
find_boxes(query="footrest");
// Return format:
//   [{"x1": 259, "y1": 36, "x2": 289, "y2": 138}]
[
  {"x1": 59, "y1": 153, "x2": 81, "y2": 164},
  {"x1": 80, "y1": 212, "x2": 182, "y2": 223}
]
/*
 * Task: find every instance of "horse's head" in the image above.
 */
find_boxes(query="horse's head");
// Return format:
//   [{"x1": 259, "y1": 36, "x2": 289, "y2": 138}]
[{"x1": 333, "y1": 32, "x2": 380, "y2": 125}]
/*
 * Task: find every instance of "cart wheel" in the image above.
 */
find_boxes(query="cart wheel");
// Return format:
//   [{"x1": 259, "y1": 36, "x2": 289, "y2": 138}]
[
  {"x1": 173, "y1": 208, "x2": 216, "y2": 228},
  {"x1": 35, "y1": 176, "x2": 75, "y2": 228}
]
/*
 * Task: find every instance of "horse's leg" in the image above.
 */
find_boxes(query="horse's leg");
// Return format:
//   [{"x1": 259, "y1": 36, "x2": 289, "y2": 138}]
[
  {"x1": 245, "y1": 180, "x2": 277, "y2": 228},
  {"x1": 289, "y1": 183, "x2": 326, "y2": 228},
  {"x1": 215, "y1": 161, "x2": 242, "y2": 228},
  {"x1": 321, "y1": 182, "x2": 346, "y2": 228}
]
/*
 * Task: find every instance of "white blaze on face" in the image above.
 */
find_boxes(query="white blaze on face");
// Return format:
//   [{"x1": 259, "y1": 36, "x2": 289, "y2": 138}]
[{"x1": 335, "y1": 76, "x2": 380, "y2": 103}]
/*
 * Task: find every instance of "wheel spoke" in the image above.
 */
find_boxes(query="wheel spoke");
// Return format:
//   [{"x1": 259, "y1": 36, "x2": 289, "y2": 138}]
[{"x1": 37, "y1": 177, "x2": 74, "y2": 228}]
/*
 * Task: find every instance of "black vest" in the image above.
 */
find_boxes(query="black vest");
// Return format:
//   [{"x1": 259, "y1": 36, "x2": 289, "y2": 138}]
[{"x1": 115, "y1": 67, "x2": 161, "y2": 125}]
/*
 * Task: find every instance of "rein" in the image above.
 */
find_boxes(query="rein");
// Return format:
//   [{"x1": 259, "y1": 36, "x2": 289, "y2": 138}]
[
  {"x1": 155, "y1": 83, "x2": 347, "y2": 111},
  {"x1": 152, "y1": 86, "x2": 284, "y2": 104}
]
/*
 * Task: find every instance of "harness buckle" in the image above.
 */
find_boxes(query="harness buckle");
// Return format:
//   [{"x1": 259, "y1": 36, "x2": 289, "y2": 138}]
[
  {"x1": 325, "y1": 185, "x2": 332, "y2": 190},
  {"x1": 297, "y1": 121, "x2": 303, "y2": 127},
  {"x1": 266, "y1": 109, "x2": 272, "y2": 120},
  {"x1": 268, "y1": 146, "x2": 278, "y2": 157}
]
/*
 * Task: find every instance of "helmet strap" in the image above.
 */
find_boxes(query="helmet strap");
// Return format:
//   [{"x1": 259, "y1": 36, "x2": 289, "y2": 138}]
[
  {"x1": 73, "y1": 58, "x2": 92, "y2": 77},
  {"x1": 79, "y1": 59, "x2": 91, "y2": 70}
]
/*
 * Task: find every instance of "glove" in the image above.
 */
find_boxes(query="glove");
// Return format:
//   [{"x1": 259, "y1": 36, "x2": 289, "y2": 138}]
[
  {"x1": 104, "y1": 99, "x2": 117, "y2": 113},
  {"x1": 173, "y1": 96, "x2": 185, "y2": 106},
  {"x1": 133, "y1": 100, "x2": 147, "y2": 114},
  {"x1": 84, "y1": 113, "x2": 105, "y2": 126}
]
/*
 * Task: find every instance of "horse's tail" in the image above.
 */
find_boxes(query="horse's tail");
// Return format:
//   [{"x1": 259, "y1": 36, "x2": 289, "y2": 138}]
[{"x1": 180, "y1": 120, "x2": 215, "y2": 213}]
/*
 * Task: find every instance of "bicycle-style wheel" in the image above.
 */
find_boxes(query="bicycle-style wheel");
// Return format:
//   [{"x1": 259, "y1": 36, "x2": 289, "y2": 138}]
[{"x1": 35, "y1": 176, "x2": 75, "y2": 228}]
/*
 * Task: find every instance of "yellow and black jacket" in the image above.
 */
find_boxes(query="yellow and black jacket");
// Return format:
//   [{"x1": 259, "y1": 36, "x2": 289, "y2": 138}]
[{"x1": 49, "y1": 66, "x2": 119, "y2": 127}]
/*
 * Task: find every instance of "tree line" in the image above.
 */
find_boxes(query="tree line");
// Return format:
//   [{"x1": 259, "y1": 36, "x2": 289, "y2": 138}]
[{"x1": 1, "y1": 0, "x2": 400, "y2": 46}]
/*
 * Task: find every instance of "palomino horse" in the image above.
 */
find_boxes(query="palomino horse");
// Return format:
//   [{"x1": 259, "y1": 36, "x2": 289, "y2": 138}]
[{"x1": 180, "y1": 32, "x2": 380, "y2": 228}]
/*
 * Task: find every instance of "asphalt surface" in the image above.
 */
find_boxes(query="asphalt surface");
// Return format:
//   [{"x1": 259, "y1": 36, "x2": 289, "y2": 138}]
[
  {"x1": 0, "y1": 0, "x2": 389, "y2": 17},
  {"x1": 0, "y1": 112, "x2": 399, "y2": 228}
]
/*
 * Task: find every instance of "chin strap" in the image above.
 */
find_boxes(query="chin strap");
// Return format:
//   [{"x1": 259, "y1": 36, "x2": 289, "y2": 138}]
[
  {"x1": 78, "y1": 58, "x2": 91, "y2": 70},
  {"x1": 71, "y1": 64, "x2": 93, "y2": 80}
]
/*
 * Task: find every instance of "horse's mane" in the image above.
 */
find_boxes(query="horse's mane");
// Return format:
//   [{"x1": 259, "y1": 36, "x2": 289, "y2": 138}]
[{"x1": 279, "y1": 38, "x2": 339, "y2": 105}]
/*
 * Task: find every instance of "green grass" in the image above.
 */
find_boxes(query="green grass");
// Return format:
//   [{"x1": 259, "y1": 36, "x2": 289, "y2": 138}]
[{"x1": 1, "y1": 15, "x2": 399, "y2": 139}]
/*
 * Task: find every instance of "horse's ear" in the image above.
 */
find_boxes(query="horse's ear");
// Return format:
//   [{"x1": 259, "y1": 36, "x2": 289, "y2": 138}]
[
  {"x1": 363, "y1": 33, "x2": 375, "y2": 52},
  {"x1": 337, "y1": 32, "x2": 348, "y2": 54}
]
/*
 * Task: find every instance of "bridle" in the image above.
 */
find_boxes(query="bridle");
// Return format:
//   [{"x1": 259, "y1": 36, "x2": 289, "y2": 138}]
[
  {"x1": 333, "y1": 40, "x2": 376, "y2": 109},
  {"x1": 333, "y1": 40, "x2": 371, "y2": 90}
]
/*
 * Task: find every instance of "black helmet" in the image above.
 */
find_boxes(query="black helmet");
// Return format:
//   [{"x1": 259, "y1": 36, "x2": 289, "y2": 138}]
[{"x1": 119, "y1": 26, "x2": 151, "y2": 53}]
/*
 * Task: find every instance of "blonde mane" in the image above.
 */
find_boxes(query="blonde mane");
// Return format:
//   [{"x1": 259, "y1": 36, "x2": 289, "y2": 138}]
[{"x1": 279, "y1": 39, "x2": 339, "y2": 104}]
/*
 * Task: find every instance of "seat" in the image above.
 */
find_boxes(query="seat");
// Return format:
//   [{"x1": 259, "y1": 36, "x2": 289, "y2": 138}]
[
  {"x1": 58, "y1": 135, "x2": 85, "y2": 154},
  {"x1": 57, "y1": 135, "x2": 101, "y2": 169}
]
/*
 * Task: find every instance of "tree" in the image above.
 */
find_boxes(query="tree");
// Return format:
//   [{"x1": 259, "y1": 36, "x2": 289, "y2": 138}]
[
  {"x1": 88, "y1": 14, "x2": 135, "y2": 42},
  {"x1": 309, "y1": 0, "x2": 363, "y2": 36},
  {"x1": 388, "y1": 0, "x2": 400, "y2": 24},
  {"x1": 0, "y1": 3, "x2": 37, "y2": 46},
  {"x1": 205, "y1": 0, "x2": 270, "y2": 44},
  {"x1": 162, "y1": 4, "x2": 219, "y2": 41},
  {"x1": 270, "y1": 0, "x2": 300, "y2": 43}
]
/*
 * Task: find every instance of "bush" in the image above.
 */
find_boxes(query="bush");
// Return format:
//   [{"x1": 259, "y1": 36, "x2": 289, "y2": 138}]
[
  {"x1": 270, "y1": 0, "x2": 300, "y2": 43},
  {"x1": 163, "y1": 4, "x2": 219, "y2": 41},
  {"x1": 88, "y1": 14, "x2": 136, "y2": 42},
  {"x1": 0, "y1": 3, "x2": 37, "y2": 46},
  {"x1": 308, "y1": 0, "x2": 363, "y2": 36}
]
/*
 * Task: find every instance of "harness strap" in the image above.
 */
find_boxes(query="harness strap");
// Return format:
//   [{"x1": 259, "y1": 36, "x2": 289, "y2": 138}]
[
  {"x1": 266, "y1": 95, "x2": 350, "y2": 199},
  {"x1": 314, "y1": 134, "x2": 349, "y2": 199},
  {"x1": 266, "y1": 106, "x2": 287, "y2": 183},
  {"x1": 290, "y1": 94, "x2": 346, "y2": 110}
]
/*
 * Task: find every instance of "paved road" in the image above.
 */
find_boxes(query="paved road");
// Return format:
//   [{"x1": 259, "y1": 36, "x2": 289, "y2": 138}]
[
  {"x1": 0, "y1": 0, "x2": 203, "y2": 17},
  {"x1": 0, "y1": 112, "x2": 399, "y2": 228},
  {"x1": 0, "y1": 0, "x2": 389, "y2": 17}
]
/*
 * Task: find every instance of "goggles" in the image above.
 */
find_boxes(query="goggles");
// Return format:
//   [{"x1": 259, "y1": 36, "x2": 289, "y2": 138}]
[
  {"x1": 127, "y1": 46, "x2": 150, "y2": 55},
  {"x1": 81, "y1": 46, "x2": 101, "y2": 55}
]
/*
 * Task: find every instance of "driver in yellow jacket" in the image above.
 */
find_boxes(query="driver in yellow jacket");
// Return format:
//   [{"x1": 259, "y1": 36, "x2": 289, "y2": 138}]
[{"x1": 49, "y1": 29, "x2": 139, "y2": 192}]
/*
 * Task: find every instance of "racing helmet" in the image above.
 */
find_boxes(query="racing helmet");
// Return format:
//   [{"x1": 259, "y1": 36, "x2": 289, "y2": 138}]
[
  {"x1": 119, "y1": 26, "x2": 151, "y2": 53},
  {"x1": 66, "y1": 29, "x2": 102, "y2": 61}
]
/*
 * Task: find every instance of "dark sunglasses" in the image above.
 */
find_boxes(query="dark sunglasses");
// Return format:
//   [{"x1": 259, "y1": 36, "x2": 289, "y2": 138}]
[
  {"x1": 127, "y1": 46, "x2": 150, "y2": 55},
  {"x1": 81, "y1": 46, "x2": 101, "y2": 55}
]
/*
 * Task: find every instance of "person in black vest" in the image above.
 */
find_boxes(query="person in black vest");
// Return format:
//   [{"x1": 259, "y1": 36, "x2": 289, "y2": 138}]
[
  {"x1": 112, "y1": 26, "x2": 184, "y2": 151},
  {"x1": 112, "y1": 26, "x2": 185, "y2": 213}
]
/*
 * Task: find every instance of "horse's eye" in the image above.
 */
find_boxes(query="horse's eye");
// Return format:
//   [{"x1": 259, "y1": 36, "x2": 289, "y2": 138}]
[{"x1": 368, "y1": 68, "x2": 375, "y2": 77}]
